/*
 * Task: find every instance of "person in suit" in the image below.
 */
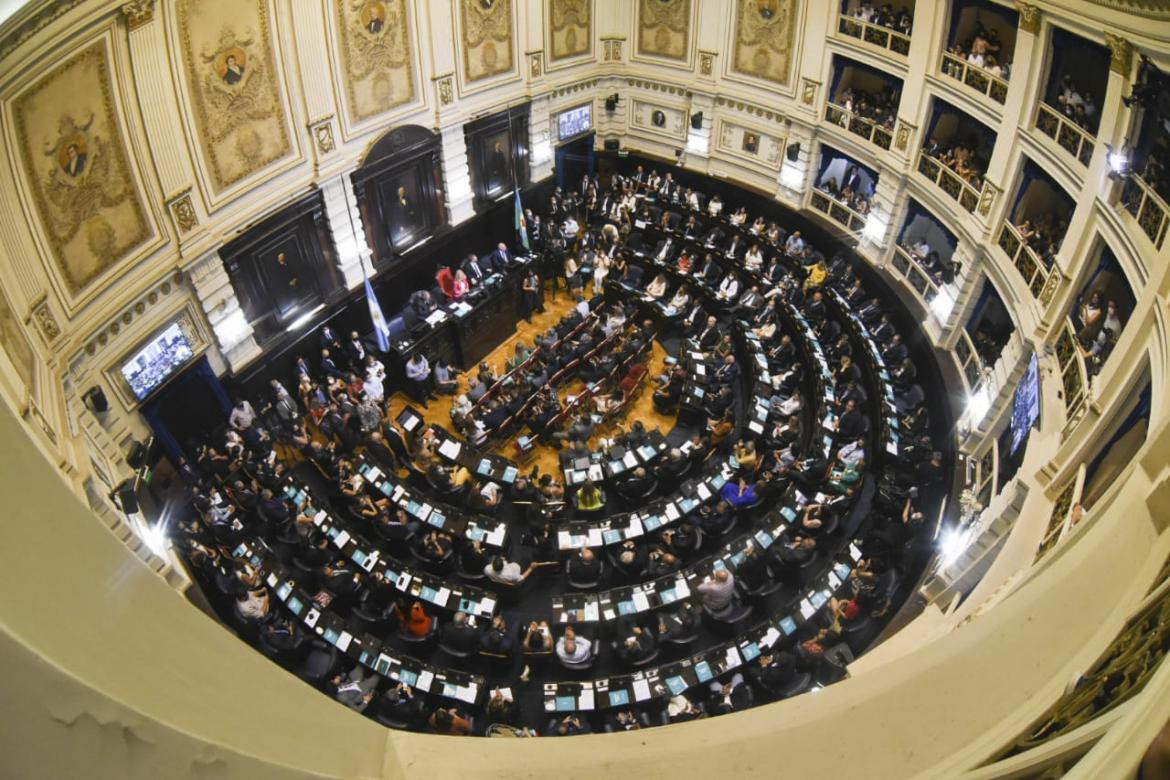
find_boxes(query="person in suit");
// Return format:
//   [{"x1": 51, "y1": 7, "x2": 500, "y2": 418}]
[
  {"x1": 566, "y1": 547, "x2": 602, "y2": 584},
  {"x1": 330, "y1": 666, "x2": 378, "y2": 712},
  {"x1": 409, "y1": 289, "x2": 437, "y2": 319},
  {"x1": 696, "y1": 316, "x2": 721, "y2": 350},
  {"x1": 440, "y1": 611, "x2": 481, "y2": 654},
  {"x1": 713, "y1": 354, "x2": 740, "y2": 386},
  {"x1": 344, "y1": 331, "x2": 367, "y2": 370},
  {"x1": 491, "y1": 241, "x2": 517, "y2": 269},
  {"x1": 652, "y1": 235, "x2": 676, "y2": 264},
  {"x1": 835, "y1": 398, "x2": 866, "y2": 440},
  {"x1": 320, "y1": 349, "x2": 346, "y2": 380},
  {"x1": 614, "y1": 621, "x2": 657, "y2": 667},
  {"x1": 62, "y1": 143, "x2": 87, "y2": 176},
  {"x1": 462, "y1": 253, "x2": 488, "y2": 286},
  {"x1": 391, "y1": 186, "x2": 418, "y2": 238}
]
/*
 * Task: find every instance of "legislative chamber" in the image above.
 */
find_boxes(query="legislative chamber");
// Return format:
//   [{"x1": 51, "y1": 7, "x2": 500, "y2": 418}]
[{"x1": 0, "y1": 1, "x2": 1168, "y2": 778}]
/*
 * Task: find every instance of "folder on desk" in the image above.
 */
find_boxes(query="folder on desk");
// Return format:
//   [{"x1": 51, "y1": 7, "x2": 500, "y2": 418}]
[
  {"x1": 478, "y1": 597, "x2": 496, "y2": 615},
  {"x1": 584, "y1": 601, "x2": 600, "y2": 622},
  {"x1": 416, "y1": 670, "x2": 434, "y2": 691},
  {"x1": 666, "y1": 675, "x2": 687, "y2": 695},
  {"x1": 664, "y1": 503, "x2": 681, "y2": 522},
  {"x1": 632, "y1": 591, "x2": 650, "y2": 611},
  {"x1": 799, "y1": 599, "x2": 815, "y2": 619},
  {"x1": 556, "y1": 695, "x2": 576, "y2": 711},
  {"x1": 695, "y1": 661, "x2": 714, "y2": 683},
  {"x1": 617, "y1": 600, "x2": 636, "y2": 615},
  {"x1": 762, "y1": 627, "x2": 782, "y2": 647},
  {"x1": 780, "y1": 616, "x2": 798, "y2": 635},
  {"x1": 739, "y1": 642, "x2": 760, "y2": 662},
  {"x1": 502, "y1": 466, "x2": 518, "y2": 483},
  {"x1": 578, "y1": 688, "x2": 595, "y2": 710},
  {"x1": 484, "y1": 525, "x2": 506, "y2": 546},
  {"x1": 438, "y1": 439, "x2": 461, "y2": 459},
  {"x1": 632, "y1": 679, "x2": 652, "y2": 702},
  {"x1": 336, "y1": 631, "x2": 353, "y2": 652},
  {"x1": 608, "y1": 688, "x2": 630, "y2": 707},
  {"x1": 696, "y1": 483, "x2": 712, "y2": 501}
]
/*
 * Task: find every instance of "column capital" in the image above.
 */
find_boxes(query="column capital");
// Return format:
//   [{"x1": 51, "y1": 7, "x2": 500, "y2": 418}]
[
  {"x1": 1104, "y1": 32, "x2": 1134, "y2": 76},
  {"x1": 121, "y1": 0, "x2": 156, "y2": 31},
  {"x1": 1015, "y1": 2, "x2": 1041, "y2": 34}
]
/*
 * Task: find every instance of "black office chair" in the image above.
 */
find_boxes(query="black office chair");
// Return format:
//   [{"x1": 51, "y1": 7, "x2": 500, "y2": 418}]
[
  {"x1": 350, "y1": 600, "x2": 396, "y2": 637},
  {"x1": 294, "y1": 639, "x2": 341, "y2": 688},
  {"x1": 566, "y1": 559, "x2": 605, "y2": 590},
  {"x1": 438, "y1": 635, "x2": 476, "y2": 660},
  {"x1": 701, "y1": 598, "x2": 753, "y2": 636},
  {"x1": 777, "y1": 671, "x2": 813, "y2": 699},
  {"x1": 396, "y1": 618, "x2": 439, "y2": 651},
  {"x1": 611, "y1": 639, "x2": 660, "y2": 669},
  {"x1": 556, "y1": 640, "x2": 598, "y2": 672}
]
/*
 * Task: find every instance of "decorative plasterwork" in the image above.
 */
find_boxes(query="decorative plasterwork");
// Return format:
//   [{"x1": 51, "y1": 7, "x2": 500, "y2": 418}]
[
  {"x1": 548, "y1": 0, "x2": 592, "y2": 62},
  {"x1": 434, "y1": 73, "x2": 455, "y2": 105},
  {"x1": 1104, "y1": 32, "x2": 1134, "y2": 75},
  {"x1": 528, "y1": 50, "x2": 544, "y2": 78},
  {"x1": 601, "y1": 36, "x2": 625, "y2": 61},
  {"x1": 1016, "y1": 2, "x2": 1041, "y2": 34},
  {"x1": 635, "y1": 0, "x2": 690, "y2": 61},
  {"x1": 460, "y1": 0, "x2": 515, "y2": 83},
  {"x1": 120, "y1": 0, "x2": 156, "y2": 31},
  {"x1": 334, "y1": 0, "x2": 416, "y2": 125},
  {"x1": 698, "y1": 50, "x2": 716, "y2": 76},
  {"x1": 0, "y1": 0, "x2": 87, "y2": 62},
  {"x1": 731, "y1": 0, "x2": 798, "y2": 86},
  {"x1": 800, "y1": 76, "x2": 820, "y2": 106},
  {"x1": 895, "y1": 118, "x2": 916, "y2": 151},
  {"x1": 166, "y1": 188, "x2": 199, "y2": 234},
  {"x1": 78, "y1": 271, "x2": 185, "y2": 358},
  {"x1": 28, "y1": 294, "x2": 62, "y2": 345},
  {"x1": 714, "y1": 96, "x2": 788, "y2": 125},
  {"x1": 309, "y1": 116, "x2": 337, "y2": 156}
]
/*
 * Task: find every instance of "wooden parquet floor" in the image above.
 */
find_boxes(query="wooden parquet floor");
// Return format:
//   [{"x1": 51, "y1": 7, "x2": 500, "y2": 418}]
[{"x1": 384, "y1": 283, "x2": 678, "y2": 477}]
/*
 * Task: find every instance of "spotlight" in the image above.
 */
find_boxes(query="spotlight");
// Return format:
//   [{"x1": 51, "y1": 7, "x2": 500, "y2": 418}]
[
  {"x1": 929, "y1": 287, "x2": 955, "y2": 320},
  {"x1": 690, "y1": 111, "x2": 703, "y2": 130},
  {"x1": 786, "y1": 142, "x2": 801, "y2": 162},
  {"x1": 1105, "y1": 144, "x2": 1131, "y2": 180},
  {"x1": 605, "y1": 94, "x2": 619, "y2": 112}
]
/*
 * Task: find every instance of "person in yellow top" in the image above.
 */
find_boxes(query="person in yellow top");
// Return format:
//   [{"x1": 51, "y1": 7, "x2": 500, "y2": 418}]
[
  {"x1": 803, "y1": 260, "x2": 827, "y2": 292},
  {"x1": 574, "y1": 479, "x2": 606, "y2": 512}
]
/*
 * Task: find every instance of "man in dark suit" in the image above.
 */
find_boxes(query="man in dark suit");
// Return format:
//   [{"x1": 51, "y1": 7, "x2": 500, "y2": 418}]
[
  {"x1": 491, "y1": 242, "x2": 517, "y2": 269},
  {"x1": 882, "y1": 333, "x2": 908, "y2": 364},
  {"x1": 835, "y1": 398, "x2": 866, "y2": 440},
  {"x1": 409, "y1": 289, "x2": 437, "y2": 319},
  {"x1": 724, "y1": 234, "x2": 745, "y2": 261},
  {"x1": 364, "y1": 431, "x2": 398, "y2": 471},
  {"x1": 652, "y1": 236, "x2": 676, "y2": 264},
  {"x1": 696, "y1": 316, "x2": 721, "y2": 350},
  {"x1": 462, "y1": 253, "x2": 488, "y2": 286},
  {"x1": 440, "y1": 611, "x2": 482, "y2": 654},
  {"x1": 320, "y1": 349, "x2": 346, "y2": 380},
  {"x1": 566, "y1": 547, "x2": 602, "y2": 583},
  {"x1": 713, "y1": 355, "x2": 740, "y2": 386},
  {"x1": 344, "y1": 331, "x2": 367, "y2": 370}
]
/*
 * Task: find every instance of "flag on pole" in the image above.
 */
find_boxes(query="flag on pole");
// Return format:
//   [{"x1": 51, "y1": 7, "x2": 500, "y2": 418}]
[
  {"x1": 364, "y1": 274, "x2": 391, "y2": 353},
  {"x1": 514, "y1": 189, "x2": 530, "y2": 251}
]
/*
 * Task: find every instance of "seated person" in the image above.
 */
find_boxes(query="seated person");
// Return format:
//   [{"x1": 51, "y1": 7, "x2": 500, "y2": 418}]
[
  {"x1": 480, "y1": 615, "x2": 515, "y2": 655},
  {"x1": 566, "y1": 546, "x2": 602, "y2": 583},
  {"x1": 645, "y1": 547, "x2": 681, "y2": 578},
  {"x1": 613, "y1": 540, "x2": 647, "y2": 578},
  {"x1": 696, "y1": 568, "x2": 736, "y2": 612},
  {"x1": 645, "y1": 273, "x2": 669, "y2": 300},
  {"x1": 396, "y1": 599, "x2": 434, "y2": 636},
  {"x1": 429, "y1": 706, "x2": 473, "y2": 736},
  {"x1": 614, "y1": 620, "x2": 657, "y2": 666},
  {"x1": 721, "y1": 477, "x2": 758, "y2": 508},
  {"x1": 555, "y1": 627, "x2": 593, "y2": 665},
  {"x1": 660, "y1": 521, "x2": 701, "y2": 556},
  {"x1": 440, "y1": 611, "x2": 481, "y2": 654},
  {"x1": 520, "y1": 620, "x2": 554, "y2": 652},
  {"x1": 413, "y1": 530, "x2": 454, "y2": 565}
]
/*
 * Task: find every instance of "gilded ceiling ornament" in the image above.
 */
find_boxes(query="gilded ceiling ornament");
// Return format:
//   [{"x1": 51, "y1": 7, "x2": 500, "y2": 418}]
[
  {"x1": 1016, "y1": 2, "x2": 1041, "y2": 34},
  {"x1": 549, "y1": 0, "x2": 591, "y2": 60},
  {"x1": 732, "y1": 0, "x2": 797, "y2": 85},
  {"x1": 168, "y1": 192, "x2": 199, "y2": 233},
  {"x1": 1104, "y1": 32, "x2": 1134, "y2": 75},
  {"x1": 121, "y1": 0, "x2": 155, "y2": 30},
  {"x1": 462, "y1": 0, "x2": 514, "y2": 82},
  {"x1": 337, "y1": 0, "x2": 415, "y2": 123},
  {"x1": 637, "y1": 0, "x2": 689, "y2": 60}
]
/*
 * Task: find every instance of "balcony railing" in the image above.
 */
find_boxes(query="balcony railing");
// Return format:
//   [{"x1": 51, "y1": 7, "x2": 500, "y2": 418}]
[
  {"x1": 916, "y1": 152, "x2": 992, "y2": 217},
  {"x1": 1035, "y1": 102, "x2": 1095, "y2": 168},
  {"x1": 1120, "y1": 173, "x2": 1169, "y2": 250},
  {"x1": 940, "y1": 52, "x2": 1009, "y2": 105},
  {"x1": 1055, "y1": 319, "x2": 1090, "y2": 434},
  {"x1": 825, "y1": 102, "x2": 894, "y2": 150},
  {"x1": 954, "y1": 329, "x2": 983, "y2": 391},
  {"x1": 997, "y1": 221, "x2": 1061, "y2": 304},
  {"x1": 809, "y1": 188, "x2": 867, "y2": 232},
  {"x1": 1034, "y1": 466, "x2": 1085, "y2": 563},
  {"x1": 836, "y1": 15, "x2": 911, "y2": 57}
]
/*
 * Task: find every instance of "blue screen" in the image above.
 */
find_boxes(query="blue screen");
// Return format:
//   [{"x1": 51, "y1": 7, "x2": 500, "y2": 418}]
[{"x1": 1009, "y1": 355, "x2": 1041, "y2": 455}]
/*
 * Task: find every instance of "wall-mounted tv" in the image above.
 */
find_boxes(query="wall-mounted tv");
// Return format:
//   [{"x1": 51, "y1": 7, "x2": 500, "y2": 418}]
[
  {"x1": 1009, "y1": 354, "x2": 1041, "y2": 455},
  {"x1": 558, "y1": 104, "x2": 592, "y2": 141},
  {"x1": 121, "y1": 322, "x2": 195, "y2": 401}
]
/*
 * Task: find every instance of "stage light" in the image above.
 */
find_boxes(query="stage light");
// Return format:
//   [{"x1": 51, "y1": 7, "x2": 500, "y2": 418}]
[
  {"x1": 862, "y1": 210, "x2": 887, "y2": 244},
  {"x1": 938, "y1": 525, "x2": 973, "y2": 569},
  {"x1": 967, "y1": 383, "x2": 991, "y2": 425},
  {"x1": 218, "y1": 308, "x2": 251, "y2": 347},
  {"x1": 780, "y1": 160, "x2": 803, "y2": 189},
  {"x1": 929, "y1": 287, "x2": 955, "y2": 320},
  {"x1": 1106, "y1": 144, "x2": 1131, "y2": 179}
]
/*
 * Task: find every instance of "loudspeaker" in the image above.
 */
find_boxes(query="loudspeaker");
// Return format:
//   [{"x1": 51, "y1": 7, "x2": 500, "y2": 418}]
[
  {"x1": 603, "y1": 138, "x2": 620, "y2": 151},
  {"x1": 605, "y1": 94, "x2": 619, "y2": 112},
  {"x1": 84, "y1": 385, "x2": 109, "y2": 413},
  {"x1": 115, "y1": 480, "x2": 139, "y2": 515},
  {"x1": 690, "y1": 112, "x2": 703, "y2": 130},
  {"x1": 126, "y1": 440, "x2": 148, "y2": 470},
  {"x1": 786, "y1": 142, "x2": 801, "y2": 162}
]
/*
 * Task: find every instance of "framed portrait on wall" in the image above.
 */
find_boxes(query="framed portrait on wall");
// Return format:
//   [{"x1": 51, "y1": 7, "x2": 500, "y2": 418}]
[
  {"x1": 743, "y1": 132, "x2": 760, "y2": 155},
  {"x1": 385, "y1": 167, "x2": 424, "y2": 248},
  {"x1": 480, "y1": 128, "x2": 513, "y2": 199}
]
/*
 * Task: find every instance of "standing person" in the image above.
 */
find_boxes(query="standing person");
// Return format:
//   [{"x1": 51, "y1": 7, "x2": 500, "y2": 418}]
[
  {"x1": 405, "y1": 353, "x2": 433, "y2": 406},
  {"x1": 592, "y1": 250, "x2": 611, "y2": 294},
  {"x1": 521, "y1": 268, "x2": 543, "y2": 322}
]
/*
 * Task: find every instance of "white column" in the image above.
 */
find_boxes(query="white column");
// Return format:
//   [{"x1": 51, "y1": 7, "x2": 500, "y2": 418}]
[
  {"x1": 320, "y1": 174, "x2": 370, "y2": 291},
  {"x1": 776, "y1": 125, "x2": 812, "y2": 208},
  {"x1": 122, "y1": 1, "x2": 207, "y2": 248},
  {"x1": 440, "y1": 124, "x2": 476, "y2": 226},
  {"x1": 938, "y1": 244, "x2": 981, "y2": 347},
  {"x1": 529, "y1": 93, "x2": 555, "y2": 181},
  {"x1": 685, "y1": 93, "x2": 715, "y2": 163},
  {"x1": 187, "y1": 250, "x2": 262, "y2": 372}
]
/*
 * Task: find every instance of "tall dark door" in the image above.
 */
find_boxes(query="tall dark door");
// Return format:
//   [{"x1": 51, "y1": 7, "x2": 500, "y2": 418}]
[
  {"x1": 140, "y1": 357, "x2": 231, "y2": 462},
  {"x1": 555, "y1": 133, "x2": 596, "y2": 190}
]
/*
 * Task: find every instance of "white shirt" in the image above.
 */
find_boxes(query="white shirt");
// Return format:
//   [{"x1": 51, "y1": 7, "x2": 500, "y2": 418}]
[{"x1": 838, "y1": 440, "x2": 865, "y2": 466}]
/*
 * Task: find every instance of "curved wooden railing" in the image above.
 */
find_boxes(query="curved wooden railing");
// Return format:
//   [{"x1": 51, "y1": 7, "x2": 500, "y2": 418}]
[
  {"x1": 939, "y1": 52, "x2": 1009, "y2": 105},
  {"x1": 824, "y1": 102, "x2": 894, "y2": 151},
  {"x1": 1055, "y1": 319, "x2": 1090, "y2": 435},
  {"x1": 808, "y1": 187, "x2": 867, "y2": 232},
  {"x1": 1120, "y1": 172, "x2": 1169, "y2": 250},
  {"x1": 1035, "y1": 102, "x2": 1095, "y2": 168},
  {"x1": 916, "y1": 151, "x2": 996, "y2": 218},
  {"x1": 997, "y1": 221, "x2": 1060, "y2": 304},
  {"x1": 836, "y1": 14, "x2": 911, "y2": 57}
]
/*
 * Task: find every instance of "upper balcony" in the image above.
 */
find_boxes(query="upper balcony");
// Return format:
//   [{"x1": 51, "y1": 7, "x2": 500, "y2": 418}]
[
  {"x1": 1032, "y1": 27, "x2": 1110, "y2": 170},
  {"x1": 938, "y1": 0, "x2": 1018, "y2": 109},
  {"x1": 836, "y1": 0, "x2": 914, "y2": 61},
  {"x1": 824, "y1": 56, "x2": 903, "y2": 153},
  {"x1": 917, "y1": 98, "x2": 997, "y2": 218},
  {"x1": 1119, "y1": 60, "x2": 1170, "y2": 251},
  {"x1": 810, "y1": 145, "x2": 878, "y2": 233},
  {"x1": 996, "y1": 157, "x2": 1075, "y2": 304}
]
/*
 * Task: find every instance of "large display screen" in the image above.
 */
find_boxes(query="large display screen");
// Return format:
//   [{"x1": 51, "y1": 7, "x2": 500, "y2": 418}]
[
  {"x1": 558, "y1": 104, "x2": 592, "y2": 141},
  {"x1": 1009, "y1": 354, "x2": 1041, "y2": 455},
  {"x1": 120, "y1": 323, "x2": 195, "y2": 401}
]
